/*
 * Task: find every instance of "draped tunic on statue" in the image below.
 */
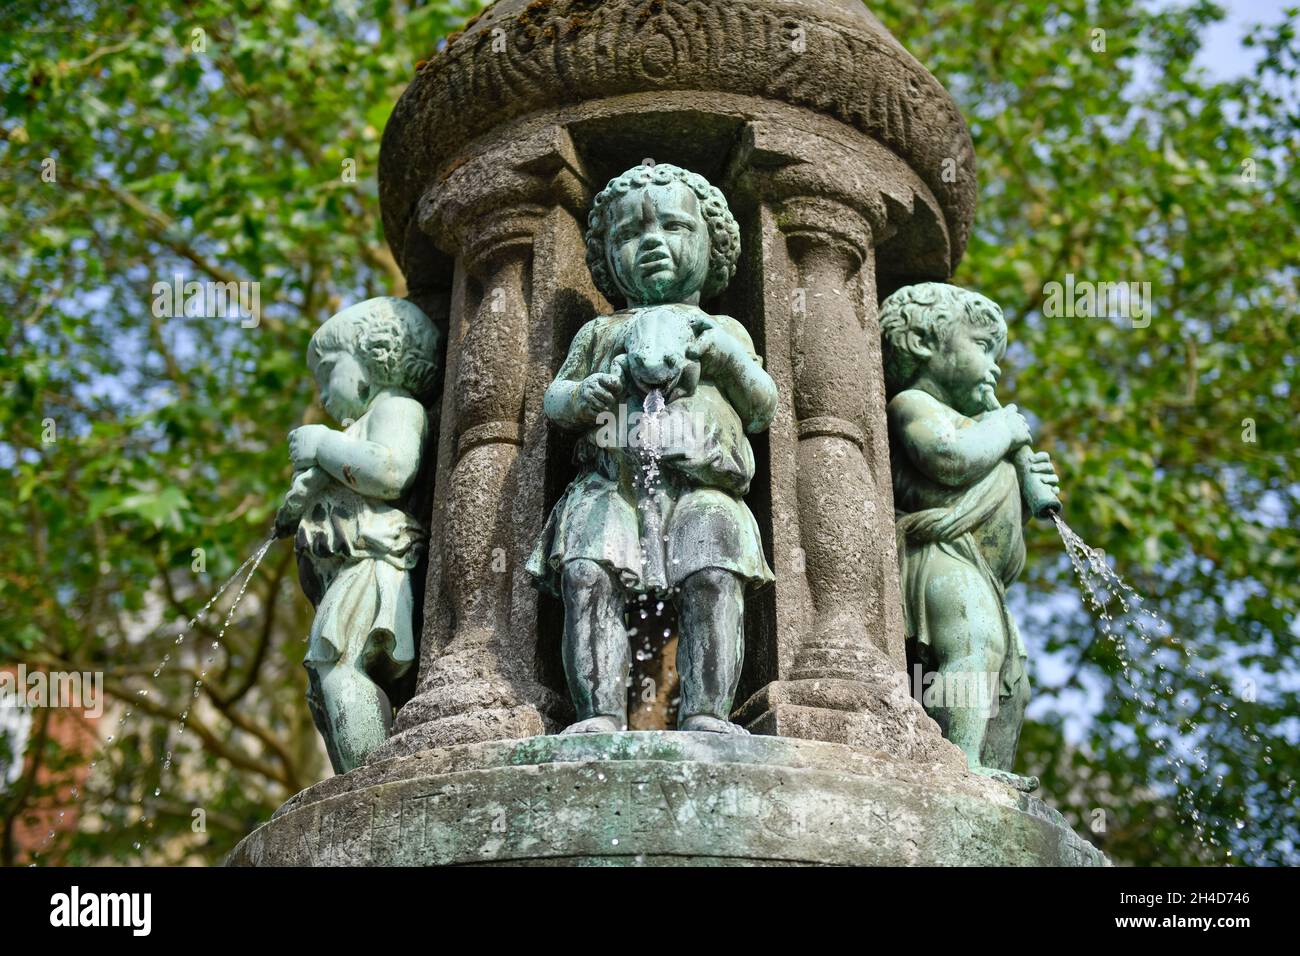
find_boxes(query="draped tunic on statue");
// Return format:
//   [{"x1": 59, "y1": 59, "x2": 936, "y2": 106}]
[
  {"x1": 526, "y1": 308, "x2": 774, "y2": 598},
  {"x1": 892, "y1": 395, "x2": 1029, "y2": 698},
  {"x1": 294, "y1": 407, "x2": 425, "y2": 684}
]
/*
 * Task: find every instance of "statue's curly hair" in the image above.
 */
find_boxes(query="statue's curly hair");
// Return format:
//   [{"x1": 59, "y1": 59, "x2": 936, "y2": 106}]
[
  {"x1": 585, "y1": 162, "x2": 740, "y2": 304},
  {"x1": 308, "y1": 297, "x2": 439, "y2": 401},
  {"x1": 879, "y1": 282, "x2": 1007, "y2": 397}
]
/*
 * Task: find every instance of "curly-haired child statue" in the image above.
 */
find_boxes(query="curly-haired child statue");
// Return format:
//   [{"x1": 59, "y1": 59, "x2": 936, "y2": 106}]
[
  {"x1": 526, "y1": 161, "x2": 778, "y2": 735},
  {"x1": 274, "y1": 297, "x2": 439, "y2": 773},
  {"x1": 881, "y1": 283, "x2": 1061, "y2": 791}
]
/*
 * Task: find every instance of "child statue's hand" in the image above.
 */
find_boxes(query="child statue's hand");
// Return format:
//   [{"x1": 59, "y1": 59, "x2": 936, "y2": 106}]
[
  {"x1": 684, "y1": 316, "x2": 740, "y2": 377},
  {"x1": 274, "y1": 494, "x2": 303, "y2": 539},
  {"x1": 288, "y1": 424, "x2": 332, "y2": 470},
  {"x1": 987, "y1": 403, "x2": 1032, "y2": 450},
  {"x1": 1024, "y1": 450, "x2": 1061, "y2": 489},
  {"x1": 274, "y1": 468, "x2": 325, "y2": 538},
  {"x1": 576, "y1": 370, "x2": 624, "y2": 418}
]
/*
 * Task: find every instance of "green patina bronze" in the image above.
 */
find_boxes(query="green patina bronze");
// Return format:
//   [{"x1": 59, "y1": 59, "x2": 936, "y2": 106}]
[
  {"x1": 525, "y1": 162, "x2": 778, "y2": 736},
  {"x1": 882, "y1": 282, "x2": 1061, "y2": 792},
  {"x1": 274, "y1": 297, "x2": 439, "y2": 774}
]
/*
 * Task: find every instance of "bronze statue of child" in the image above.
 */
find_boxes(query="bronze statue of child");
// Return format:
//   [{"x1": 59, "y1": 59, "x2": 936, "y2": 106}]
[
  {"x1": 526, "y1": 162, "x2": 777, "y2": 735},
  {"x1": 274, "y1": 297, "x2": 439, "y2": 773},
  {"x1": 881, "y1": 282, "x2": 1060, "y2": 791}
]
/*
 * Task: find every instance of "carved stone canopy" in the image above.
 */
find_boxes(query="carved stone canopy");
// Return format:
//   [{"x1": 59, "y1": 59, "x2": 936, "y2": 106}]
[{"x1": 380, "y1": 0, "x2": 976, "y2": 280}]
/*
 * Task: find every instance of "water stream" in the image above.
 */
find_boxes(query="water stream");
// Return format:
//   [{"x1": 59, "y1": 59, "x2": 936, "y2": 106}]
[
  {"x1": 1051, "y1": 513, "x2": 1260, "y2": 859},
  {"x1": 29, "y1": 534, "x2": 278, "y2": 863},
  {"x1": 627, "y1": 388, "x2": 679, "y2": 723}
]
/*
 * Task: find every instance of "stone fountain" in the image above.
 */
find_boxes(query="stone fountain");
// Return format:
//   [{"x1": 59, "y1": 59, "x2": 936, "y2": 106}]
[{"x1": 228, "y1": 0, "x2": 1105, "y2": 866}]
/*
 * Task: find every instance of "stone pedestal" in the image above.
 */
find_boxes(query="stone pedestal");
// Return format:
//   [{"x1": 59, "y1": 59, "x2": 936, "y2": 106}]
[{"x1": 228, "y1": 731, "x2": 1106, "y2": 866}]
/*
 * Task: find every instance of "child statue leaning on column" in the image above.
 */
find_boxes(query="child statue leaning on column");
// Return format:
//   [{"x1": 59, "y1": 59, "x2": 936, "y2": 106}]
[
  {"x1": 273, "y1": 297, "x2": 439, "y2": 774},
  {"x1": 526, "y1": 162, "x2": 777, "y2": 736},
  {"x1": 880, "y1": 282, "x2": 1060, "y2": 792}
]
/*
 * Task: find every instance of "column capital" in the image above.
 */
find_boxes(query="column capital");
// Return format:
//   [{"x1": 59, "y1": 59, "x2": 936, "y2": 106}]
[
  {"x1": 459, "y1": 208, "x2": 546, "y2": 278},
  {"x1": 774, "y1": 195, "x2": 874, "y2": 275},
  {"x1": 725, "y1": 120, "x2": 954, "y2": 280},
  {"x1": 416, "y1": 125, "x2": 594, "y2": 269}
]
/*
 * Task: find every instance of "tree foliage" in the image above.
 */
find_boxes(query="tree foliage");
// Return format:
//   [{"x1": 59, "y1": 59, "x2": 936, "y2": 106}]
[
  {"x1": 1, "y1": 0, "x2": 1295, "y2": 865},
  {"x1": 0, "y1": 0, "x2": 486, "y2": 865},
  {"x1": 875, "y1": 0, "x2": 1298, "y2": 864}
]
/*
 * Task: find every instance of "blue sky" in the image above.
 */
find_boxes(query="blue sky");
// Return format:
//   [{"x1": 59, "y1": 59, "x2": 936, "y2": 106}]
[{"x1": 1196, "y1": 0, "x2": 1295, "y2": 77}]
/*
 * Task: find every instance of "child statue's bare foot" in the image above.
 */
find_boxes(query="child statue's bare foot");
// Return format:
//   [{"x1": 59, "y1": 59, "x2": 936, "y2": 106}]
[
  {"x1": 561, "y1": 715, "x2": 624, "y2": 735},
  {"x1": 972, "y1": 765, "x2": 1039, "y2": 793},
  {"x1": 679, "y1": 715, "x2": 750, "y2": 735}
]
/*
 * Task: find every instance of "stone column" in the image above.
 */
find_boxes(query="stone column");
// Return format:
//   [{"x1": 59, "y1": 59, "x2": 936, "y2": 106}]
[
  {"x1": 374, "y1": 130, "x2": 594, "y2": 756},
  {"x1": 778, "y1": 196, "x2": 903, "y2": 679},
  {"x1": 730, "y1": 122, "x2": 934, "y2": 755}
]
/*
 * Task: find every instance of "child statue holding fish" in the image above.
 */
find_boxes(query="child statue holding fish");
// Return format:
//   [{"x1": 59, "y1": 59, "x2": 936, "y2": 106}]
[{"x1": 525, "y1": 161, "x2": 777, "y2": 736}]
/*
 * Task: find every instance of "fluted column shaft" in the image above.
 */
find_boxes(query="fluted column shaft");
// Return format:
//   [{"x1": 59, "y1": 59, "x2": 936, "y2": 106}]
[{"x1": 373, "y1": 129, "x2": 593, "y2": 756}]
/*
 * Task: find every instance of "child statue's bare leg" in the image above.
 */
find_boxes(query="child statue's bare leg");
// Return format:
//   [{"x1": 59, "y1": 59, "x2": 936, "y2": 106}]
[
  {"x1": 676, "y1": 567, "x2": 749, "y2": 734},
  {"x1": 922, "y1": 556, "x2": 1003, "y2": 768},
  {"x1": 924, "y1": 556, "x2": 1037, "y2": 790},
  {"x1": 560, "y1": 558, "x2": 629, "y2": 734},
  {"x1": 304, "y1": 672, "x2": 343, "y2": 772},
  {"x1": 305, "y1": 656, "x2": 394, "y2": 775},
  {"x1": 981, "y1": 671, "x2": 1034, "y2": 786}
]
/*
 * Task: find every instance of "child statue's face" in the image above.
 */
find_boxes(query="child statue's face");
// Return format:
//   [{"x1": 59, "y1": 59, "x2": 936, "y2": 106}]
[
  {"x1": 925, "y1": 321, "x2": 1002, "y2": 416},
  {"x1": 605, "y1": 181, "x2": 712, "y2": 306},
  {"x1": 313, "y1": 348, "x2": 370, "y2": 422}
]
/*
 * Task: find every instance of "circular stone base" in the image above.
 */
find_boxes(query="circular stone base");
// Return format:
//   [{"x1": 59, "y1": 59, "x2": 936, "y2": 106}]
[{"x1": 226, "y1": 732, "x2": 1106, "y2": 866}]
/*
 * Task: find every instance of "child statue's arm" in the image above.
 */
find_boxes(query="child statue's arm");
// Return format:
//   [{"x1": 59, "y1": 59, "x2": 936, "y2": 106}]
[
  {"x1": 290, "y1": 394, "x2": 426, "y2": 501},
  {"x1": 544, "y1": 320, "x2": 622, "y2": 430},
  {"x1": 274, "y1": 466, "x2": 330, "y2": 537},
  {"x1": 889, "y1": 390, "x2": 1031, "y2": 487},
  {"x1": 689, "y1": 316, "x2": 777, "y2": 433}
]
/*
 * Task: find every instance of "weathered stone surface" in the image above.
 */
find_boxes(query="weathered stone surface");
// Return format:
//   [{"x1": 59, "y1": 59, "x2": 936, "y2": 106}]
[
  {"x1": 734, "y1": 677, "x2": 963, "y2": 765},
  {"x1": 227, "y1": 732, "x2": 1106, "y2": 866},
  {"x1": 381, "y1": 0, "x2": 977, "y2": 277}
]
